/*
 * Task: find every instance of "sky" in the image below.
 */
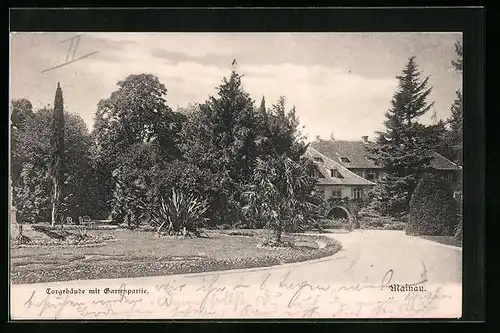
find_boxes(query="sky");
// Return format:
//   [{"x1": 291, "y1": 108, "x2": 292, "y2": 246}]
[{"x1": 9, "y1": 32, "x2": 462, "y2": 142}]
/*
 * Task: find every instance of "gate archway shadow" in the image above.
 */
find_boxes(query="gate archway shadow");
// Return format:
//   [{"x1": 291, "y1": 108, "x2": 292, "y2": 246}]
[{"x1": 325, "y1": 205, "x2": 353, "y2": 231}]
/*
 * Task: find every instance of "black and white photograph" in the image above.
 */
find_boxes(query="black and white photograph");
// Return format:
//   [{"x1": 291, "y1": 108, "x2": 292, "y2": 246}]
[{"x1": 9, "y1": 30, "x2": 464, "y2": 319}]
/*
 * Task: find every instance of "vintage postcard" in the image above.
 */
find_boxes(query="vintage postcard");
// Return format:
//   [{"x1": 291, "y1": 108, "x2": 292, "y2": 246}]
[{"x1": 9, "y1": 31, "x2": 463, "y2": 320}]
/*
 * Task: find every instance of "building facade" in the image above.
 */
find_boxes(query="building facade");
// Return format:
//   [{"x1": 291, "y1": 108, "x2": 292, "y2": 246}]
[
  {"x1": 306, "y1": 137, "x2": 462, "y2": 200},
  {"x1": 304, "y1": 146, "x2": 376, "y2": 200}
]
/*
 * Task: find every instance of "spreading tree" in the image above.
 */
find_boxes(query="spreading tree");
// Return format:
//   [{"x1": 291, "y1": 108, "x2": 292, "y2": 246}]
[
  {"x1": 368, "y1": 56, "x2": 440, "y2": 217},
  {"x1": 92, "y1": 74, "x2": 185, "y2": 220},
  {"x1": 10, "y1": 98, "x2": 34, "y2": 204},
  {"x1": 50, "y1": 83, "x2": 65, "y2": 226},
  {"x1": 93, "y1": 74, "x2": 183, "y2": 166}
]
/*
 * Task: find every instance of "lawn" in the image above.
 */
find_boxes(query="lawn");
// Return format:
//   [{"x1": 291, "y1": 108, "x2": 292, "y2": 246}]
[{"x1": 10, "y1": 228, "x2": 342, "y2": 284}]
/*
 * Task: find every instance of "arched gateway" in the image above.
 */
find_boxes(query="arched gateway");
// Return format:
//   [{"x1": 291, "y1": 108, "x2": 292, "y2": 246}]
[{"x1": 326, "y1": 205, "x2": 354, "y2": 231}]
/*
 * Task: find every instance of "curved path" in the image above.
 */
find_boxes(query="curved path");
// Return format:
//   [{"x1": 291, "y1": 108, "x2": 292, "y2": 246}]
[{"x1": 11, "y1": 230, "x2": 462, "y2": 320}]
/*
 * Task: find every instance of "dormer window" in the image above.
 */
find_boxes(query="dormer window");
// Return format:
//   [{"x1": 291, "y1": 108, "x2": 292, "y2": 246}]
[
  {"x1": 340, "y1": 157, "x2": 351, "y2": 163},
  {"x1": 330, "y1": 168, "x2": 343, "y2": 178},
  {"x1": 311, "y1": 166, "x2": 325, "y2": 178}
]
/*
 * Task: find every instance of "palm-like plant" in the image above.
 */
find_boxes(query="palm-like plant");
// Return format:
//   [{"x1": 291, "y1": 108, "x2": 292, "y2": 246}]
[
  {"x1": 151, "y1": 188, "x2": 209, "y2": 236},
  {"x1": 243, "y1": 155, "x2": 320, "y2": 243}
]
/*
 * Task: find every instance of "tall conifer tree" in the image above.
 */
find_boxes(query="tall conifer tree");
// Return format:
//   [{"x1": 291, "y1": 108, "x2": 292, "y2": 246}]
[
  {"x1": 447, "y1": 39, "x2": 463, "y2": 165},
  {"x1": 368, "y1": 56, "x2": 439, "y2": 217},
  {"x1": 50, "y1": 83, "x2": 65, "y2": 226},
  {"x1": 180, "y1": 65, "x2": 257, "y2": 225}
]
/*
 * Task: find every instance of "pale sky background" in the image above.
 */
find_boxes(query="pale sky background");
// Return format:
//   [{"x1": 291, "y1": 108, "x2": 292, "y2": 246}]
[{"x1": 9, "y1": 32, "x2": 462, "y2": 142}]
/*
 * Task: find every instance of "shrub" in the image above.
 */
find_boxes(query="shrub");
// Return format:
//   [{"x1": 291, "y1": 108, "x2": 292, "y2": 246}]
[
  {"x1": 406, "y1": 173, "x2": 459, "y2": 236},
  {"x1": 227, "y1": 230, "x2": 255, "y2": 237},
  {"x1": 357, "y1": 204, "x2": 406, "y2": 230},
  {"x1": 150, "y1": 188, "x2": 209, "y2": 236},
  {"x1": 318, "y1": 219, "x2": 347, "y2": 229},
  {"x1": 382, "y1": 222, "x2": 407, "y2": 230},
  {"x1": 216, "y1": 224, "x2": 232, "y2": 230}
]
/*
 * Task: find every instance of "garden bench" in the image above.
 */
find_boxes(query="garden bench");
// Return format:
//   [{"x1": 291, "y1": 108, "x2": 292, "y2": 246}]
[{"x1": 80, "y1": 216, "x2": 95, "y2": 229}]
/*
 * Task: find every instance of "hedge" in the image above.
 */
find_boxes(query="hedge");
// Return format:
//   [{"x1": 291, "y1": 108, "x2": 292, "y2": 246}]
[{"x1": 406, "y1": 173, "x2": 459, "y2": 236}]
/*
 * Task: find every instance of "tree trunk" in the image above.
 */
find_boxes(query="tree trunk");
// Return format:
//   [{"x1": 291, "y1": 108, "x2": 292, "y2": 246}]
[
  {"x1": 51, "y1": 180, "x2": 61, "y2": 227},
  {"x1": 276, "y1": 222, "x2": 283, "y2": 243}
]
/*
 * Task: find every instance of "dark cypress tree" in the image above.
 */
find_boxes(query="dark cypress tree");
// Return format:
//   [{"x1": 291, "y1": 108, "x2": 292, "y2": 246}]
[
  {"x1": 50, "y1": 83, "x2": 65, "y2": 226},
  {"x1": 368, "y1": 56, "x2": 439, "y2": 217}
]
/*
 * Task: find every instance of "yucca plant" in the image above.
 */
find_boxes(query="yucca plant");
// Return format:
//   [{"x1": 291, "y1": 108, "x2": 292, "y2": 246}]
[{"x1": 151, "y1": 188, "x2": 209, "y2": 236}]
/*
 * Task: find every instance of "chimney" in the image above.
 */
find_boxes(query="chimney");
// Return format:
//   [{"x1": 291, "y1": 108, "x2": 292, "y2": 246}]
[{"x1": 362, "y1": 136, "x2": 369, "y2": 143}]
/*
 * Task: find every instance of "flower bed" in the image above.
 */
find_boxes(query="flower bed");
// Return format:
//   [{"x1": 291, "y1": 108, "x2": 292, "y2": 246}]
[{"x1": 10, "y1": 224, "x2": 116, "y2": 248}]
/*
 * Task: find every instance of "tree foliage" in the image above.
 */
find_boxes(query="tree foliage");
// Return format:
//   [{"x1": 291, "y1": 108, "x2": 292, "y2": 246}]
[
  {"x1": 92, "y1": 74, "x2": 186, "y2": 221},
  {"x1": 13, "y1": 63, "x2": 327, "y2": 235},
  {"x1": 179, "y1": 69, "x2": 258, "y2": 226},
  {"x1": 10, "y1": 98, "x2": 35, "y2": 202},
  {"x1": 451, "y1": 39, "x2": 463, "y2": 73},
  {"x1": 94, "y1": 73, "x2": 183, "y2": 164},
  {"x1": 14, "y1": 107, "x2": 95, "y2": 223},
  {"x1": 368, "y1": 56, "x2": 440, "y2": 217},
  {"x1": 407, "y1": 173, "x2": 459, "y2": 236},
  {"x1": 255, "y1": 96, "x2": 308, "y2": 161},
  {"x1": 445, "y1": 39, "x2": 463, "y2": 166}
]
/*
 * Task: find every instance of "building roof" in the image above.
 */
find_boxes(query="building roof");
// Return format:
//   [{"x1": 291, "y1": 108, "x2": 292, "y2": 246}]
[
  {"x1": 310, "y1": 140, "x2": 381, "y2": 169},
  {"x1": 309, "y1": 139, "x2": 460, "y2": 171},
  {"x1": 304, "y1": 147, "x2": 376, "y2": 186}
]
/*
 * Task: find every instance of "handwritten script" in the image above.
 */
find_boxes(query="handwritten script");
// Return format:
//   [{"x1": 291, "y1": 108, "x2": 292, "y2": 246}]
[
  {"x1": 41, "y1": 35, "x2": 98, "y2": 73},
  {"x1": 12, "y1": 268, "x2": 460, "y2": 319}
]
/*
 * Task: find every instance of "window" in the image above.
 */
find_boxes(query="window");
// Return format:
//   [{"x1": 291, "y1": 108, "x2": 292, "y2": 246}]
[
  {"x1": 331, "y1": 188, "x2": 342, "y2": 198},
  {"x1": 312, "y1": 167, "x2": 324, "y2": 178},
  {"x1": 367, "y1": 171, "x2": 377, "y2": 181},
  {"x1": 313, "y1": 156, "x2": 323, "y2": 162},
  {"x1": 340, "y1": 157, "x2": 351, "y2": 163},
  {"x1": 351, "y1": 188, "x2": 363, "y2": 199},
  {"x1": 446, "y1": 173, "x2": 454, "y2": 182},
  {"x1": 330, "y1": 168, "x2": 343, "y2": 178}
]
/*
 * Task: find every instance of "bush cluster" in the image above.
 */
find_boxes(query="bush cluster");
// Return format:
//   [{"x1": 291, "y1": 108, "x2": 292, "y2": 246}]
[{"x1": 357, "y1": 205, "x2": 406, "y2": 230}]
